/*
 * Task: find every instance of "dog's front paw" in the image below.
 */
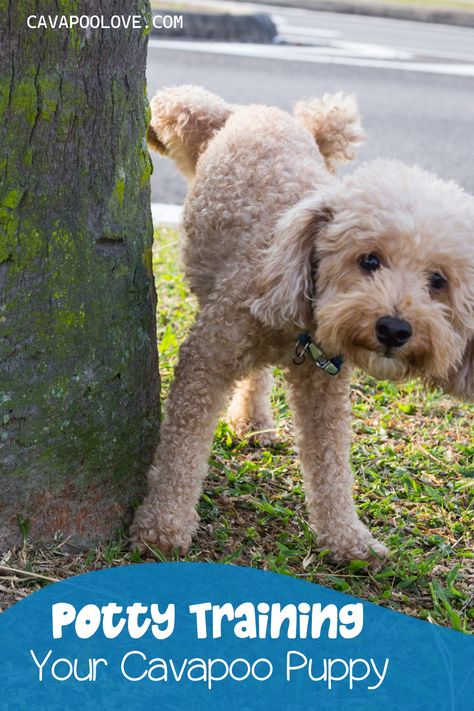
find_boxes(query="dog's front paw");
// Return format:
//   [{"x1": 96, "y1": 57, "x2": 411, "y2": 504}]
[
  {"x1": 317, "y1": 523, "x2": 388, "y2": 568},
  {"x1": 130, "y1": 503, "x2": 198, "y2": 556}
]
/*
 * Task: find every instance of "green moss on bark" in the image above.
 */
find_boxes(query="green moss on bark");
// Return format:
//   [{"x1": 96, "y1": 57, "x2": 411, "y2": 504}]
[{"x1": 0, "y1": 0, "x2": 160, "y2": 547}]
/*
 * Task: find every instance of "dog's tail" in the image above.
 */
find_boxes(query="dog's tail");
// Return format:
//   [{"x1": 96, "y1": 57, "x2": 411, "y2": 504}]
[
  {"x1": 147, "y1": 85, "x2": 234, "y2": 178},
  {"x1": 294, "y1": 93, "x2": 365, "y2": 172}
]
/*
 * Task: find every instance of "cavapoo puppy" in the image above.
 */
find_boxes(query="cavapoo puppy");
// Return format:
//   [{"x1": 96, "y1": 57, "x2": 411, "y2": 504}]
[{"x1": 131, "y1": 85, "x2": 474, "y2": 563}]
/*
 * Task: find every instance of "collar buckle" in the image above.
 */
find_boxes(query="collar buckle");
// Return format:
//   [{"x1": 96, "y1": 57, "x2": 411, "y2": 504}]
[{"x1": 293, "y1": 333, "x2": 343, "y2": 376}]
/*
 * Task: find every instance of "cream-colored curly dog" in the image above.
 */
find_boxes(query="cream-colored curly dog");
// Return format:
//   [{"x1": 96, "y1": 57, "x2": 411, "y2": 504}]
[{"x1": 131, "y1": 85, "x2": 474, "y2": 563}]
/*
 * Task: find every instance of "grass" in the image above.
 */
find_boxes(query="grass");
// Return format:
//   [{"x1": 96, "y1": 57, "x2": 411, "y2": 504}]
[
  {"x1": 380, "y1": 0, "x2": 474, "y2": 8},
  {"x1": 153, "y1": 0, "x2": 474, "y2": 12},
  {"x1": 1, "y1": 226, "x2": 473, "y2": 634}
]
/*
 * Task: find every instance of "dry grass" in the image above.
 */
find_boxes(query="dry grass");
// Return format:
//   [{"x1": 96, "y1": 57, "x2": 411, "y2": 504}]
[{"x1": 152, "y1": 0, "x2": 474, "y2": 13}]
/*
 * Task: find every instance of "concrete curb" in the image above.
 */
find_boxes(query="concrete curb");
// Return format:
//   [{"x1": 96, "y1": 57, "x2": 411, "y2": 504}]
[
  {"x1": 152, "y1": 10, "x2": 278, "y2": 42},
  {"x1": 151, "y1": 203, "x2": 183, "y2": 227},
  {"x1": 232, "y1": 0, "x2": 474, "y2": 28}
]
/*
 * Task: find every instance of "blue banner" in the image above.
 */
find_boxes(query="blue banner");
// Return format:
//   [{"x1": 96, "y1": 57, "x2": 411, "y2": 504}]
[{"x1": 0, "y1": 563, "x2": 472, "y2": 710}]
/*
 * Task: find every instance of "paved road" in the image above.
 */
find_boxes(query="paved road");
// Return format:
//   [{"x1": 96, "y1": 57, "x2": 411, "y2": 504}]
[{"x1": 147, "y1": 4, "x2": 474, "y2": 206}]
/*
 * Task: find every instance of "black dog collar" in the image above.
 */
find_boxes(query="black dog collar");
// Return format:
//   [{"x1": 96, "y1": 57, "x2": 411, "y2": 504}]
[{"x1": 293, "y1": 333, "x2": 343, "y2": 376}]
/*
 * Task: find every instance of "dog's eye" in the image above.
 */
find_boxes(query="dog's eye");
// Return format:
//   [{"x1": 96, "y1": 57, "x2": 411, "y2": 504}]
[
  {"x1": 359, "y1": 253, "x2": 381, "y2": 272},
  {"x1": 429, "y1": 272, "x2": 447, "y2": 291}
]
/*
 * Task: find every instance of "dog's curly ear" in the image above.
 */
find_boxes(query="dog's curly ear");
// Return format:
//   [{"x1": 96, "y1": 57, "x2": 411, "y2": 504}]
[
  {"x1": 434, "y1": 339, "x2": 474, "y2": 401},
  {"x1": 250, "y1": 192, "x2": 334, "y2": 330}
]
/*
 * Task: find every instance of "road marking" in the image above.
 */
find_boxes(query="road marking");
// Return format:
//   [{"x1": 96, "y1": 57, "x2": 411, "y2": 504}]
[
  {"x1": 315, "y1": 40, "x2": 413, "y2": 60},
  {"x1": 273, "y1": 40, "x2": 413, "y2": 60},
  {"x1": 151, "y1": 202, "x2": 183, "y2": 227},
  {"x1": 273, "y1": 16, "x2": 474, "y2": 61},
  {"x1": 275, "y1": 22, "x2": 341, "y2": 39},
  {"x1": 149, "y1": 38, "x2": 474, "y2": 77}
]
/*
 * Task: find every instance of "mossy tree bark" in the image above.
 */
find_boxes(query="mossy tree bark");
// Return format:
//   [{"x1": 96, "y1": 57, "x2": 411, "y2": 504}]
[{"x1": 0, "y1": 1, "x2": 160, "y2": 549}]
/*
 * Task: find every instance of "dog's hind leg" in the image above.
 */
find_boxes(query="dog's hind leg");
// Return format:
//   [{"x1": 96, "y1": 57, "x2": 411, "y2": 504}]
[
  {"x1": 227, "y1": 368, "x2": 277, "y2": 445},
  {"x1": 286, "y1": 363, "x2": 388, "y2": 565},
  {"x1": 130, "y1": 310, "x2": 249, "y2": 555}
]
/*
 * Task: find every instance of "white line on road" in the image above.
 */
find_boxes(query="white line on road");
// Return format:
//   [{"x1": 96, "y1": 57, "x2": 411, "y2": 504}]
[
  {"x1": 149, "y1": 38, "x2": 474, "y2": 77},
  {"x1": 275, "y1": 26, "x2": 414, "y2": 59},
  {"x1": 313, "y1": 40, "x2": 413, "y2": 60},
  {"x1": 275, "y1": 22, "x2": 341, "y2": 39},
  {"x1": 273, "y1": 16, "x2": 474, "y2": 62}
]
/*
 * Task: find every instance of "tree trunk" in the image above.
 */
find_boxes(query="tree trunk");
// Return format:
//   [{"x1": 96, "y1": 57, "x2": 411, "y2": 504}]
[{"x1": 0, "y1": 1, "x2": 160, "y2": 549}]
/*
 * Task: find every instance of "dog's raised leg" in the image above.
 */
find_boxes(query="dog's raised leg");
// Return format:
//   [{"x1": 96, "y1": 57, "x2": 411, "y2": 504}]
[
  {"x1": 286, "y1": 364, "x2": 388, "y2": 564},
  {"x1": 130, "y1": 312, "x2": 245, "y2": 555},
  {"x1": 228, "y1": 368, "x2": 277, "y2": 445}
]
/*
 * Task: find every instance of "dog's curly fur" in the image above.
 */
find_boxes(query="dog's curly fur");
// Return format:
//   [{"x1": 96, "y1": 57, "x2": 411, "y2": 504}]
[{"x1": 132, "y1": 85, "x2": 474, "y2": 563}]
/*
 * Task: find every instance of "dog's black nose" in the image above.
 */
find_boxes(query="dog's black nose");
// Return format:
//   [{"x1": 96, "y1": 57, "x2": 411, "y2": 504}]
[{"x1": 375, "y1": 316, "x2": 412, "y2": 348}]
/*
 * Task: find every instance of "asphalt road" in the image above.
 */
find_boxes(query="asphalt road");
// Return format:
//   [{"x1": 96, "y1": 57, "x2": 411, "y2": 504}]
[{"x1": 146, "y1": 5, "x2": 474, "y2": 206}]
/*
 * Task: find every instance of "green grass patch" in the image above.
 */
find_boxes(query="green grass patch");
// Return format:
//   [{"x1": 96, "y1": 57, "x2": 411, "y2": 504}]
[
  {"x1": 2, "y1": 227, "x2": 472, "y2": 634},
  {"x1": 386, "y1": 0, "x2": 474, "y2": 9}
]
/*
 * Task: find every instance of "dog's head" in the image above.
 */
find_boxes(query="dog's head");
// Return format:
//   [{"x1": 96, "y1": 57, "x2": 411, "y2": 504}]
[{"x1": 252, "y1": 159, "x2": 474, "y2": 386}]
